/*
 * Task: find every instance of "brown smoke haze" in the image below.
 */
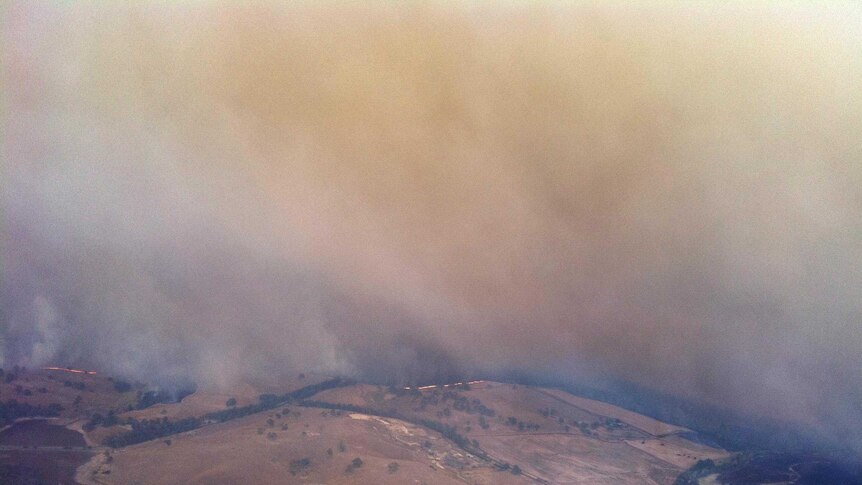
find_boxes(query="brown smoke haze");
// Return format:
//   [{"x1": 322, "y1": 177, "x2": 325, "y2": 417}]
[{"x1": 3, "y1": 1, "x2": 862, "y2": 449}]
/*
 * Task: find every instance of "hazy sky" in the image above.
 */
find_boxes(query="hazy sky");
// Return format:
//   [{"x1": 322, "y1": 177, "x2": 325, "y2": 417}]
[{"x1": 3, "y1": 1, "x2": 862, "y2": 449}]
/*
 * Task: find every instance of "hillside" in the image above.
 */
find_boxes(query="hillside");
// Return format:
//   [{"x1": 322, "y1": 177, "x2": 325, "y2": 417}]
[
  {"x1": 0, "y1": 367, "x2": 733, "y2": 484},
  {"x1": 310, "y1": 381, "x2": 728, "y2": 484},
  {"x1": 69, "y1": 378, "x2": 726, "y2": 484}
]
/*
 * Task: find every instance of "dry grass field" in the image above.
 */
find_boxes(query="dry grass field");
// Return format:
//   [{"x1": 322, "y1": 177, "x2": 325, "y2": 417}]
[
  {"x1": 0, "y1": 368, "x2": 136, "y2": 420},
  {"x1": 313, "y1": 381, "x2": 730, "y2": 484},
  {"x1": 0, "y1": 367, "x2": 729, "y2": 484},
  {"x1": 77, "y1": 403, "x2": 529, "y2": 485},
  {"x1": 119, "y1": 373, "x2": 329, "y2": 422},
  {"x1": 538, "y1": 388, "x2": 690, "y2": 436}
]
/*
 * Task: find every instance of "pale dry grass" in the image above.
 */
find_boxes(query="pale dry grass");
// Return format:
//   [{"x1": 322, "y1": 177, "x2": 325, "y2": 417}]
[
  {"x1": 539, "y1": 388, "x2": 690, "y2": 436},
  {"x1": 310, "y1": 381, "x2": 727, "y2": 484},
  {"x1": 83, "y1": 404, "x2": 496, "y2": 485},
  {"x1": 625, "y1": 439, "x2": 729, "y2": 469}
]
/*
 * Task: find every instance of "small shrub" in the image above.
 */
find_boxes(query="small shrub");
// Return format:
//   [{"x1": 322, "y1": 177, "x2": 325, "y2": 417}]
[
  {"x1": 113, "y1": 380, "x2": 132, "y2": 393},
  {"x1": 345, "y1": 457, "x2": 364, "y2": 474},
  {"x1": 289, "y1": 458, "x2": 311, "y2": 475}
]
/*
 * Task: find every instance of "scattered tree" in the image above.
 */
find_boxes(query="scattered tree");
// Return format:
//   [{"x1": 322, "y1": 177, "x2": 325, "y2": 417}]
[
  {"x1": 113, "y1": 380, "x2": 132, "y2": 393},
  {"x1": 345, "y1": 457, "x2": 364, "y2": 474},
  {"x1": 289, "y1": 458, "x2": 311, "y2": 475},
  {"x1": 479, "y1": 416, "x2": 489, "y2": 429}
]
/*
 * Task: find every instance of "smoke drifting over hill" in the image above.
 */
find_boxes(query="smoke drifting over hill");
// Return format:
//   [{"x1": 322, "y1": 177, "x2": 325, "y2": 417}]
[{"x1": 4, "y1": 2, "x2": 861, "y2": 450}]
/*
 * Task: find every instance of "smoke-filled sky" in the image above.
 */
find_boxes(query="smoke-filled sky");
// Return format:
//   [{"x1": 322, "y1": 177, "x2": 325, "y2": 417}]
[{"x1": 3, "y1": 0, "x2": 862, "y2": 447}]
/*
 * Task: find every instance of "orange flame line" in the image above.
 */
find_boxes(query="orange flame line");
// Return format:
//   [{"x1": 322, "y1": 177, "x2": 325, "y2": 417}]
[
  {"x1": 42, "y1": 366, "x2": 97, "y2": 375},
  {"x1": 404, "y1": 380, "x2": 484, "y2": 391}
]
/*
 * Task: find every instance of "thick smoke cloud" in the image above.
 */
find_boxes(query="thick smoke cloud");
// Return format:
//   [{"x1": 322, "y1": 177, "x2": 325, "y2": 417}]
[{"x1": 3, "y1": 1, "x2": 862, "y2": 447}]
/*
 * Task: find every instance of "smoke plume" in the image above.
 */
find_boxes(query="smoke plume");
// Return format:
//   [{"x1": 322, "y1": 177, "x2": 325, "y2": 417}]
[{"x1": 3, "y1": 1, "x2": 862, "y2": 449}]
